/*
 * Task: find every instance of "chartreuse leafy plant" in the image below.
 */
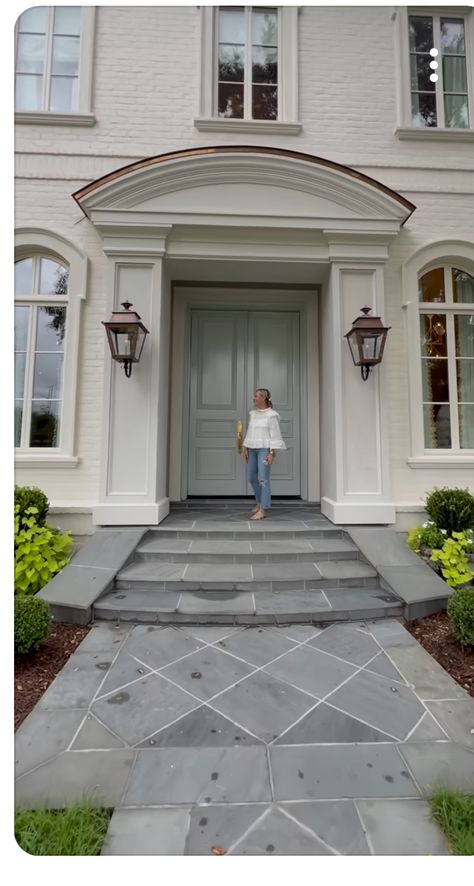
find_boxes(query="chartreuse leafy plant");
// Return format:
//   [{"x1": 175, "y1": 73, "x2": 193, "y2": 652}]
[
  {"x1": 447, "y1": 587, "x2": 474, "y2": 647},
  {"x1": 406, "y1": 521, "x2": 447, "y2": 553},
  {"x1": 14, "y1": 595, "x2": 51, "y2": 654},
  {"x1": 14, "y1": 484, "x2": 49, "y2": 526},
  {"x1": 431, "y1": 532, "x2": 474, "y2": 589},
  {"x1": 15, "y1": 804, "x2": 111, "y2": 855},
  {"x1": 14, "y1": 506, "x2": 73, "y2": 595}
]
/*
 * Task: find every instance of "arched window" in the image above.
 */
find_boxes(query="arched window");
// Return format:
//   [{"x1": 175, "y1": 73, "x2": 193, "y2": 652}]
[
  {"x1": 14, "y1": 230, "x2": 87, "y2": 464},
  {"x1": 419, "y1": 265, "x2": 474, "y2": 450}
]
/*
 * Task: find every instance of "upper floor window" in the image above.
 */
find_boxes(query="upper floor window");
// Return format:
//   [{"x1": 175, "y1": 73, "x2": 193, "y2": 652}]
[
  {"x1": 419, "y1": 266, "x2": 474, "y2": 449},
  {"x1": 15, "y1": 6, "x2": 82, "y2": 113},
  {"x1": 15, "y1": 256, "x2": 69, "y2": 448},
  {"x1": 217, "y1": 6, "x2": 278, "y2": 120},
  {"x1": 409, "y1": 13, "x2": 470, "y2": 128}
]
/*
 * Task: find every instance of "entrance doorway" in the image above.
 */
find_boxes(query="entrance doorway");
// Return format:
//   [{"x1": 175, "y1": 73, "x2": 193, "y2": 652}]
[{"x1": 187, "y1": 309, "x2": 301, "y2": 496}]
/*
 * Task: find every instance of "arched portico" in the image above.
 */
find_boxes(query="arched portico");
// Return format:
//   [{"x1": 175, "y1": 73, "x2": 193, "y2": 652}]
[{"x1": 73, "y1": 147, "x2": 415, "y2": 526}]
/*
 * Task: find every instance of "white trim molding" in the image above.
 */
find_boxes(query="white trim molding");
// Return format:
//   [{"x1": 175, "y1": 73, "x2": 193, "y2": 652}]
[
  {"x1": 321, "y1": 497, "x2": 396, "y2": 525},
  {"x1": 14, "y1": 228, "x2": 88, "y2": 463},
  {"x1": 15, "y1": 112, "x2": 96, "y2": 127}
]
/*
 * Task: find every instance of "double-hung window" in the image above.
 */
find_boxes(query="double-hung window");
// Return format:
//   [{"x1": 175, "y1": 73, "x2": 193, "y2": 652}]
[
  {"x1": 419, "y1": 266, "x2": 474, "y2": 450},
  {"x1": 15, "y1": 256, "x2": 69, "y2": 449},
  {"x1": 217, "y1": 6, "x2": 278, "y2": 120},
  {"x1": 14, "y1": 6, "x2": 95, "y2": 124},
  {"x1": 409, "y1": 13, "x2": 470, "y2": 128}
]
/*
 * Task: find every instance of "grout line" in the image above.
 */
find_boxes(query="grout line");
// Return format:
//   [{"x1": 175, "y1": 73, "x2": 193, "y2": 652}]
[
  {"x1": 277, "y1": 805, "x2": 340, "y2": 855},
  {"x1": 353, "y1": 800, "x2": 375, "y2": 856},
  {"x1": 394, "y1": 744, "x2": 424, "y2": 796},
  {"x1": 402, "y1": 710, "x2": 428, "y2": 742},
  {"x1": 224, "y1": 807, "x2": 273, "y2": 855}
]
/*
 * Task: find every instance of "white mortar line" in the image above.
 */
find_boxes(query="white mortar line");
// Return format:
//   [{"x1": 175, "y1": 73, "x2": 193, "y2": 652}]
[
  {"x1": 402, "y1": 710, "x2": 430, "y2": 742},
  {"x1": 224, "y1": 807, "x2": 273, "y2": 855},
  {"x1": 353, "y1": 800, "x2": 375, "y2": 856},
  {"x1": 394, "y1": 744, "x2": 424, "y2": 796},
  {"x1": 277, "y1": 805, "x2": 340, "y2": 855}
]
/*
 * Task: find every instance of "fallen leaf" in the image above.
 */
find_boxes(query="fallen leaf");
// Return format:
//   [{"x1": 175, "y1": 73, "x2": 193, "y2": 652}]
[{"x1": 211, "y1": 846, "x2": 227, "y2": 856}]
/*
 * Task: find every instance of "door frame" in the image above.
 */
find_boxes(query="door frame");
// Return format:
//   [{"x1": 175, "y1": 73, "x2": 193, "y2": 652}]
[{"x1": 169, "y1": 284, "x2": 320, "y2": 502}]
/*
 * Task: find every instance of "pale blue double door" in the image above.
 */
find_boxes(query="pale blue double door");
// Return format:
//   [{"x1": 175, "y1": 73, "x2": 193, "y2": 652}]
[{"x1": 188, "y1": 309, "x2": 301, "y2": 496}]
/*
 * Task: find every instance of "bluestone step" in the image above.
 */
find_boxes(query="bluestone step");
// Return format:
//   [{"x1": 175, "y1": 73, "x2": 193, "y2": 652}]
[{"x1": 134, "y1": 535, "x2": 360, "y2": 564}]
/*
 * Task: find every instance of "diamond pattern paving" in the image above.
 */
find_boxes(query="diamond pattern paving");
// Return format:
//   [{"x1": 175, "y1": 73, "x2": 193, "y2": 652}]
[{"x1": 159, "y1": 646, "x2": 256, "y2": 701}]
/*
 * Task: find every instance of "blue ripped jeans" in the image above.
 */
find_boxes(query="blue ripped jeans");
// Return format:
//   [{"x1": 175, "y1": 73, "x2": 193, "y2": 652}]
[{"x1": 247, "y1": 448, "x2": 271, "y2": 510}]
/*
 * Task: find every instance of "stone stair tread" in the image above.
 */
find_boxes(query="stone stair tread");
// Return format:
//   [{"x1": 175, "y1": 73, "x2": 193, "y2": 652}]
[
  {"x1": 116, "y1": 559, "x2": 376, "y2": 584},
  {"x1": 136, "y1": 537, "x2": 358, "y2": 556}
]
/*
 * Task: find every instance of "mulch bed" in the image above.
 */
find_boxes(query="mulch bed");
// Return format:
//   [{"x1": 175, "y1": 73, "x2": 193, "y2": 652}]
[
  {"x1": 14, "y1": 612, "x2": 474, "y2": 732},
  {"x1": 15, "y1": 623, "x2": 90, "y2": 731},
  {"x1": 404, "y1": 610, "x2": 474, "y2": 698}
]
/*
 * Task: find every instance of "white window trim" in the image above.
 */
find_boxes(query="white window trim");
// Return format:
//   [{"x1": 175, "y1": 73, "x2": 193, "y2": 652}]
[
  {"x1": 403, "y1": 240, "x2": 474, "y2": 464},
  {"x1": 394, "y1": 5, "x2": 474, "y2": 137},
  {"x1": 194, "y1": 5, "x2": 301, "y2": 133},
  {"x1": 15, "y1": 229, "x2": 88, "y2": 466},
  {"x1": 14, "y1": 7, "x2": 96, "y2": 125}
]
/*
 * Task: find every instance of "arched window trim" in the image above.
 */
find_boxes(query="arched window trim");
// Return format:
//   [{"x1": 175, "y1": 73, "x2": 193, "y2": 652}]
[
  {"x1": 14, "y1": 229, "x2": 88, "y2": 466},
  {"x1": 403, "y1": 240, "x2": 474, "y2": 466}
]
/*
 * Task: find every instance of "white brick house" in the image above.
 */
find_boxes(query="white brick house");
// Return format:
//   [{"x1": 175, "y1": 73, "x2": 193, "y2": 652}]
[{"x1": 14, "y1": 5, "x2": 474, "y2": 533}]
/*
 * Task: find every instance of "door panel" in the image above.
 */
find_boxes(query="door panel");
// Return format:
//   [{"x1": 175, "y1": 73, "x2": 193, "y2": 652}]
[{"x1": 188, "y1": 308, "x2": 300, "y2": 496}]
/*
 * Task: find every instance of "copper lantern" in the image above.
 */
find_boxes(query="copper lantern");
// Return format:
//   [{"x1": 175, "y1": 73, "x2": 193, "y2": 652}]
[
  {"x1": 344, "y1": 306, "x2": 391, "y2": 381},
  {"x1": 102, "y1": 301, "x2": 149, "y2": 377}
]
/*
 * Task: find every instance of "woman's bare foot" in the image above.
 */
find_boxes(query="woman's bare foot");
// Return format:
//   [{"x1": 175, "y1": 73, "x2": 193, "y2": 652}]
[
  {"x1": 250, "y1": 509, "x2": 266, "y2": 521},
  {"x1": 250, "y1": 503, "x2": 260, "y2": 516}
]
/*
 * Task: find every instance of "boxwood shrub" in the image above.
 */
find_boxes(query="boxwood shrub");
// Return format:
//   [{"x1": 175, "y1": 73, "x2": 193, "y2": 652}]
[
  {"x1": 14, "y1": 596, "x2": 51, "y2": 655},
  {"x1": 447, "y1": 588, "x2": 474, "y2": 647}
]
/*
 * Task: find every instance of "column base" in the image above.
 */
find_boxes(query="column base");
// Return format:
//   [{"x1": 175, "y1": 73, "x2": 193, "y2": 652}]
[
  {"x1": 92, "y1": 498, "x2": 170, "y2": 526},
  {"x1": 321, "y1": 497, "x2": 396, "y2": 525}
]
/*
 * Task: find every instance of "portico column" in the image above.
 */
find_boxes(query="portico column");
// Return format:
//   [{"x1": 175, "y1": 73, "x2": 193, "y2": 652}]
[
  {"x1": 320, "y1": 253, "x2": 395, "y2": 524},
  {"x1": 92, "y1": 225, "x2": 172, "y2": 525}
]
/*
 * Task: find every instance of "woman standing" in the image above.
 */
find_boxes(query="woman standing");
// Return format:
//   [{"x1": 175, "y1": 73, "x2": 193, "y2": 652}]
[{"x1": 242, "y1": 388, "x2": 286, "y2": 520}]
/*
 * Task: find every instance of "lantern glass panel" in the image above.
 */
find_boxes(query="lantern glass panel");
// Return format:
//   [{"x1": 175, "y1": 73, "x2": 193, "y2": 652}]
[
  {"x1": 136, "y1": 328, "x2": 147, "y2": 360},
  {"x1": 115, "y1": 331, "x2": 134, "y2": 357},
  {"x1": 361, "y1": 333, "x2": 381, "y2": 362}
]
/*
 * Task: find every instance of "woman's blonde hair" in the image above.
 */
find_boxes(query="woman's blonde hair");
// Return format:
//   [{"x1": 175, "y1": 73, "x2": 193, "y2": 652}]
[{"x1": 257, "y1": 388, "x2": 273, "y2": 408}]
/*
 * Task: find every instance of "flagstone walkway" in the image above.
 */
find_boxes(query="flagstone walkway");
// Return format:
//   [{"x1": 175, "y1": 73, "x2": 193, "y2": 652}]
[{"x1": 15, "y1": 618, "x2": 474, "y2": 855}]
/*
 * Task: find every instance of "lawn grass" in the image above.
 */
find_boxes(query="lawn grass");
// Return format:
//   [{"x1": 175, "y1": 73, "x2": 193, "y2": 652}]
[
  {"x1": 429, "y1": 789, "x2": 474, "y2": 856},
  {"x1": 15, "y1": 803, "x2": 111, "y2": 856}
]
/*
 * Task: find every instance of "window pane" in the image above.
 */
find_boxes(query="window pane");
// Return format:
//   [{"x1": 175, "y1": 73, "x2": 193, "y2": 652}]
[
  {"x1": 252, "y1": 9, "x2": 278, "y2": 46},
  {"x1": 49, "y1": 75, "x2": 78, "y2": 112},
  {"x1": 15, "y1": 74, "x2": 43, "y2": 110},
  {"x1": 455, "y1": 315, "x2": 474, "y2": 357},
  {"x1": 30, "y1": 400, "x2": 61, "y2": 447},
  {"x1": 14, "y1": 305, "x2": 30, "y2": 350},
  {"x1": 18, "y1": 7, "x2": 48, "y2": 33},
  {"x1": 36, "y1": 306, "x2": 67, "y2": 349},
  {"x1": 16, "y1": 34, "x2": 45, "y2": 73},
  {"x1": 457, "y1": 360, "x2": 474, "y2": 402},
  {"x1": 218, "y1": 45, "x2": 244, "y2": 82},
  {"x1": 218, "y1": 83, "x2": 244, "y2": 118},
  {"x1": 443, "y1": 56, "x2": 467, "y2": 93},
  {"x1": 453, "y1": 269, "x2": 474, "y2": 304},
  {"x1": 54, "y1": 6, "x2": 82, "y2": 36},
  {"x1": 410, "y1": 54, "x2": 432, "y2": 92},
  {"x1": 420, "y1": 314, "x2": 447, "y2": 358},
  {"x1": 15, "y1": 354, "x2": 27, "y2": 400},
  {"x1": 52, "y1": 35, "x2": 80, "y2": 76},
  {"x1": 218, "y1": 8, "x2": 245, "y2": 44},
  {"x1": 419, "y1": 268, "x2": 445, "y2": 303},
  {"x1": 459, "y1": 406, "x2": 474, "y2": 448},
  {"x1": 409, "y1": 16, "x2": 433, "y2": 53},
  {"x1": 411, "y1": 93, "x2": 437, "y2": 127},
  {"x1": 444, "y1": 94, "x2": 469, "y2": 129},
  {"x1": 39, "y1": 259, "x2": 69, "y2": 294},
  {"x1": 422, "y1": 358, "x2": 449, "y2": 401},
  {"x1": 15, "y1": 259, "x2": 33, "y2": 295},
  {"x1": 32, "y1": 353, "x2": 64, "y2": 399},
  {"x1": 440, "y1": 19, "x2": 465, "y2": 55},
  {"x1": 14, "y1": 402, "x2": 23, "y2": 447},
  {"x1": 424, "y1": 404, "x2": 451, "y2": 448},
  {"x1": 252, "y1": 47, "x2": 277, "y2": 84},
  {"x1": 252, "y1": 84, "x2": 278, "y2": 119}
]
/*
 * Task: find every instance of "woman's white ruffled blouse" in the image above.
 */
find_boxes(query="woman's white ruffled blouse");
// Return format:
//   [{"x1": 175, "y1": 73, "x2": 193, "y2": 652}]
[{"x1": 243, "y1": 409, "x2": 287, "y2": 450}]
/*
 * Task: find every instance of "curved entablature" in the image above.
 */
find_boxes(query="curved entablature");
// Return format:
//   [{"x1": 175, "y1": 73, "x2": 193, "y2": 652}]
[{"x1": 73, "y1": 145, "x2": 415, "y2": 228}]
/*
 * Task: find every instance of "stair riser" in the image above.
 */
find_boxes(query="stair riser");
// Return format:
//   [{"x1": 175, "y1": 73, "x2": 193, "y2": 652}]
[
  {"x1": 147, "y1": 529, "x2": 345, "y2": 540},
  {"x1": 133, "y1": 550, "x2": 361, "y2": 564},
  {"x1": 93, "y1": 604, "x2": 403, "y2": 625},
  {"x1": 114, "y1": 576, "x2": 379, "y2": 592}
]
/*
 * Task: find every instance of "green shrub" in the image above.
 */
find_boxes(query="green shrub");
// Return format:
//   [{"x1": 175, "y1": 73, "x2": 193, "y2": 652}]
[
  {"x1": 425, "y1": 487, "x2": 474, "y2": 535},
  {"x1": 447, "y1": 587, "x2": 474, "y2": 646},
  {"x1": 14, "y1": 596, "x2": 51, "y2": 654},
  {"x1": 431, "y1": 532, "x2": 474, "y2": 588},
  {"x1": 14, "y1": 506, "x2": 73, "y2": 595},
  {"x1": 14, "y1": 485, "x2": 49, "y2": 527},
  {"x1": 406, "y1": 521, "x2": 446, "y2": 553}
]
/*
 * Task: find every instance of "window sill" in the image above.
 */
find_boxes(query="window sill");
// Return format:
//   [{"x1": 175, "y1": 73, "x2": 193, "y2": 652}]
[
  {"x1": 395, "y1": 126, "x2": 474, "y2": 142},
  {"x1": 193, "y1": 117, "x2": 302, "y2": 135},
  {"x1": 407, "y1": 456, "x2": 474, "y2": 469},
  {"x1": 15, "y1": 454, "x2": 80, "y2": 467},
  {"x1": 15, "y1": 112, "x2": 96, "y2": 128}
]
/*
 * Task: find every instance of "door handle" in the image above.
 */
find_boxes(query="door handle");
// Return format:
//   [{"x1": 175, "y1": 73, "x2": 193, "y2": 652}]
[{"x1": 236, "y1": 420, "x2": 243, "y2": 454}]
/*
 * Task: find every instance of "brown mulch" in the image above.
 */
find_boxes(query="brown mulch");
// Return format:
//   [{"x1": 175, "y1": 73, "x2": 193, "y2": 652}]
[
  {"x1": 14, "y1": 623, "x2": 90, "y2": 731},
  {"x1": 405, "y1": 610, "x2": 474, "y2": 698}
]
